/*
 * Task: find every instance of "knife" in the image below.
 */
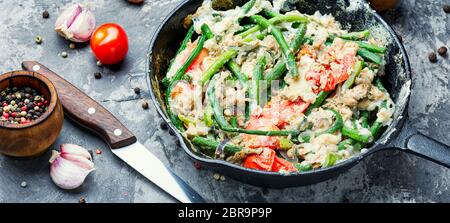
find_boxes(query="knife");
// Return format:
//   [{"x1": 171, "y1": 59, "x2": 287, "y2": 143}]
[{"x1": 22, "y1": 61, "x2": 205, "y2": 203}]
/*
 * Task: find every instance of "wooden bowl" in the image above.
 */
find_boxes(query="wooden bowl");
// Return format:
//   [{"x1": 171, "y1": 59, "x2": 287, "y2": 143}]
[{"x1": 0, "y1": 70, "x2": 64, "y2": 157}]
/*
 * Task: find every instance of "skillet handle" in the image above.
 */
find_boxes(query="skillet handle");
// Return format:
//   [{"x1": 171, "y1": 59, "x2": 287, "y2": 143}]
[{"x1": 405, "y1": 133, "x2": 450, "y2": 168}]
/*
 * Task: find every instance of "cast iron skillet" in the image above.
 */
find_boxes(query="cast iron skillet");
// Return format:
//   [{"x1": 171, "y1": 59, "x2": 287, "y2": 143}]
[{"x1": 147, "y1": 0, "x2": 450, "y2": 188}]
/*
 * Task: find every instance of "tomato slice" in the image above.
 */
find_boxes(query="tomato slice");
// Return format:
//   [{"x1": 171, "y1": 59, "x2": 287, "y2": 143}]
[
  {"x1": 272, "y1": 156, "x2": 297, "y2": 172},
  {"x1": 243, "y1": 148, "x2": 276, "y2": 171},
  {"x1": 187, "y1": 48, "x2": 208, "y2": 72},
  {"x1": 243, "y1": 148, "x2": 296, "y2": 172}
]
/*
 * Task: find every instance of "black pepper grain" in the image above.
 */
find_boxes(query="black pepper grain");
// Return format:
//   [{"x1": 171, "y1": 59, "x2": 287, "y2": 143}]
[
  {"x1": 79, "y1": 197, "x2": 86, "y2": 203},
  {"x1": 438, "y1": 46, "x2": 447, "y2": 56},
  {"x1": 429, "y1": 52, "x2": 437, "y2": 63},
  {"x1": 134, "y1": 87, "x2": 141, "y2": 94},
  {"x1": 169, "y1": 129, "x2": 175, "y2": 135},
  {"x1": 94, "y1": 72, "x2": 102, "y2": 79},
  {"x1": 142, "y1": 101, "x2": 149, "y2": 110},
  {"x1": 159, "y1": 122, "x2": 168, "y2": 130},
  {"x1": 444, "y1": 5, "x2": 450, "y2": 13},
  {"x1": 42, "y1": 10, "x2": 49, "y2": 18}
]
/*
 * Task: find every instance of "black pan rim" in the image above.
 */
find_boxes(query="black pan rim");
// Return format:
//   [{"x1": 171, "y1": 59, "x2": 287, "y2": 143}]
[{"x1": 146, "y1": 0, "x2": 412, "y2": 178}]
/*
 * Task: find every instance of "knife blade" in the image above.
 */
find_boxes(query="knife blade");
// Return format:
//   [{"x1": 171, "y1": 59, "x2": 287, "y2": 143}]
[{"x1": 22, "y1": 61, "x2": 205, "y2": 203}]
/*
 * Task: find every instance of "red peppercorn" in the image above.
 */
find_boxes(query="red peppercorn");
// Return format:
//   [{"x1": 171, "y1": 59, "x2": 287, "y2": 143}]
[
  {"x1": 21, "y1": 106, "x2": 27, "y2": 111},
  {"x1": 3, "y1": 113, "x2": 9, "y2": 119},
  {"x1": 2, "y1": 102, "x2": 7, "y2": 107},
  {"x1": 43, "y1": 100, "x2": 49, "y2": 105},
  {"x1": 37, "y1": 102, "x2": 43, "y2": 107},
  {"x1": 11, "y1": 112, "x2": 16, "y2": 118},
  {"x1": 95, "y1": 149, "x2": 102, "y2": 154}
]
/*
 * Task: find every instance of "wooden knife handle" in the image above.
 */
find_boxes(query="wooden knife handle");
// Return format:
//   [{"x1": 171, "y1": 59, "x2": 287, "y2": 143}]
[{"x1": 22, "y1": 61, "x2": 137, "y2": 149}]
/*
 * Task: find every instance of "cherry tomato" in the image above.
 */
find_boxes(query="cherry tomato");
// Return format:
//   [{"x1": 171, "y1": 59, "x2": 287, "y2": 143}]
[{"x1": 90, "y1": 23, "x2": 129, "y2": 65}]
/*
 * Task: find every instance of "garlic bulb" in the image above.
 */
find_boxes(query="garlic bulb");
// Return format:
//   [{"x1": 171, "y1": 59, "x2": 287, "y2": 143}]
[
  {"x1": 55, "y1": 4, "x2": 96, "y2": 42},
  {"x1": 49, "y1": 144, "x2": 95, "y2": 190}
]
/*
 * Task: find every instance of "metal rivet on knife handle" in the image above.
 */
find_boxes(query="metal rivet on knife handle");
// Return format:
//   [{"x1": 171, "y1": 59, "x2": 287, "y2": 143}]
[
  {"x1": 32, "y1": 65, "x2": 40, "y2": 71},
  {"x1": 114, "y1": 129, "x2": 123, "y2": 136}
]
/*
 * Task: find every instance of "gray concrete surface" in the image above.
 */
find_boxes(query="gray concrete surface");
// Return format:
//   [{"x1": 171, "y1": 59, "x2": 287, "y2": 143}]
[{"x1": 0, "y1": 0, "x2": 449, "y2": 203}]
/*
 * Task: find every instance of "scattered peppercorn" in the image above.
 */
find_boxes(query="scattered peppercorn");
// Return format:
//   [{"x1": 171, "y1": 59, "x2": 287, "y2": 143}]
[
  {"x1": 94, "y1": 72, "x2": 102, "y2": 79},
  {"x1": 35, "y1": 35, "x2": 42, "y2": 44},
  {"x1": 1, "y1": 87, "x2": 49, "y2": 124},
  {"x1": 444, "y1": 5, "x2": 450, "y2": 13},
  {"x1": 42, "y1": 10, "x2": 49, "y2": 18},
  {"x1": 142, "y1": 101, "x2": 149, "y2": 110},
  {"x1": 429, "y1": 52, "x2": 437, "y2": 63},
  {"x1": 134, "y1": 87, "x2": 141, "y2": 94},
  {"x1": 213, "y1": 173, "x2": 220, "y2": 180},
  {"x1": 21, "y1": 181, "x2": 27, "y2": 188},
  {"x1": 438, "y1": 46, "x2": 447, "y2": 56},
  {"x1": 193, "y1": 162, "x2": 202, "y2": 170},
  {"x1": 69, "y1": 43, "x2": 76, "y2": 49},
  {"x1": 219, "y1": 175, "x2": 226, "y2": 181},
  {"x1": 95, "y1": 149, "x2": 102, "y2": 154},
  {"x1": 159, "y1": 122, "x2": 168, "y2": 130},
  {"x1": 128, "y1": 0, "x2": 144, "y2": 4},
  {"x1": 169, "y1": 129, "x2": 175, "y2": 135},
  {"x1": 79, "y1": 197, "x2": 86, "y2": 203},
  {"x1": 61, "y1": 51, "x2": 68, "y2": 58}
]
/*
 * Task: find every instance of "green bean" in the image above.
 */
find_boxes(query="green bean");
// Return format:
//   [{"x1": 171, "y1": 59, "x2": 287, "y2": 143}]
[
  {"x1": 201, "y1": 23, "x2": 214, "y2": 39},
  {"x1": 200, "y1": 49, "x2": 238, "y2": 85},
  {"x1": 341, "y1": 125, "x2": 372, "y2": 143},
  {"x1": 361, "y1": 111, "x2": 369, "y2": 128},
  {"x1": 338, "y1": 138, "x2": 354, "y2": 151},
  {"x1": 240, "y1": 14, "x2": 308, "y2": 38},
  {"x1": 222, "y1": 127, "x2": 300, "y2": 136},
  {"x1": 295, "y1": 163, "x2": 312, "y2": 171},
  {"x1": 358, "y1": 48, "x2": 382, "y2": 64},
  {"x1": 250, "y1": 15, "x2": 298, "y2": 77},
  {"x1": 162, "y1": 26, "x2": 195, "y2": 87},
  {"x1": 295, "y1": 109, "x2": 343, "y2": 143},
  {"x1": 342, "y1": 60, "x2": 364, "y2": 90},
  {"x1": 226, "y1": 60, "x2": 248, "y2": 86},
  {"x1": 249, "y1": 56, "x2": 266, "y2": 112},
  {"x1": 356, "y1": 41, "x2": 386, "y2": 54},
  {"x1": 370, "y1": 100, "x2": 388, "y2": 138},
  {"x1": 242, "y1": 0, "x2": 256, "y2": 14},
  {"x1": 165, "y1": 81, "x2": 185, "y2": 131},
  {"x1": 262, "y1": 8, "x2": 280, "y2": 18},
  {"x1": 262, "y1": 22, "x2": 307, "y2": 83},
  {"x1": 327, "y1": 35, "x2": 386, "y2": 55},
  {"x1": 203, "y1": 105, "x2": 214, "y2": 127},
  {"x1": 207, "y1": 74, "x2": 231, "y2": 129},
  {"x1": 230, "y1": 116, "x2": 238, "y2": 128},
  {"x1": 305, "y1": 91, "x2": 330, "y2": 115},
  {"x1": 164, "y1": 28, "x2": 210, "y2": 87},
  {"x1": 322, "y1": 152, "x2": 341, "y2": 167},
  {"x1": 191, "y1": 137, "x2": 242, "y2": 155},
  {"x1": 374, "y1": 77, "x2": 387, "y2": 93},
  {"x1": 324, "y1": 109, "x2": 344, "y2": 134},
  {"x1": 340, "y1": 30, "x2": 370, "y2": 40},
  {"x1": 235, "y1": 24, "x2": 255, "y2": 34}
]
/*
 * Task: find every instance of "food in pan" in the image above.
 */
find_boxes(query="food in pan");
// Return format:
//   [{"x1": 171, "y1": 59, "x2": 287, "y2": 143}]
[{"x1": 162, "y1": 0, "x2": 394, "y2": 173}]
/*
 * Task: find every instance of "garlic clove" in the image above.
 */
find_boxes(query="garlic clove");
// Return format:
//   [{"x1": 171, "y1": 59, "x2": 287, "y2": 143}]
[
  {"x1": 67, "y1": 10, "x2": 96, "y2": 42},
  {"x1": 50, "y1": 155, "x2": 94, "y2": 190},
  {"x1": 54, "y1": 4, "x2": 95, "y2": 42},
  {"x1": 61, "y1": 153, "x2": 95, "y2": 170},
  {"x1": 60, "y1": 144, "x2": 92, "y2": 160}
]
